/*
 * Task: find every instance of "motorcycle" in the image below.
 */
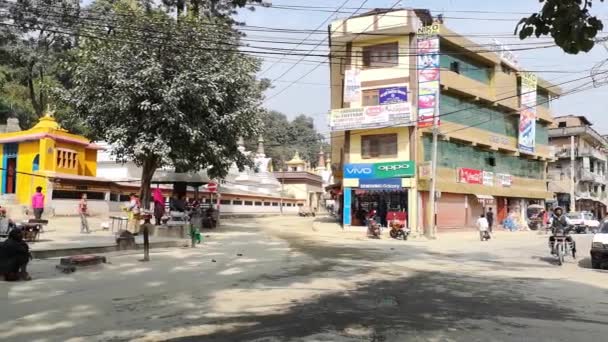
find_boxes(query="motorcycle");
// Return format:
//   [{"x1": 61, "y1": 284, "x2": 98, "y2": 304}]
[
  {"x1": 388, "y1": 213, "x2": 409, "y2": 240},
  {"x1": 367, "y1": 217, "x2": 381, "y2": 239},
  {"x1": 549, "y1": 228, "x2": 575, "y2": 266}
]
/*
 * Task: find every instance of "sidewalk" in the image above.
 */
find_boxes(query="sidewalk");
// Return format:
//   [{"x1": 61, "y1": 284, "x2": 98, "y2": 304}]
[{"x1": 20, "y1": 214, "x2": 189, "y2": 258}]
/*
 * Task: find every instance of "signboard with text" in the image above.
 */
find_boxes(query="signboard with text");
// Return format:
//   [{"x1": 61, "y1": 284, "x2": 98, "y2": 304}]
[
  {"x1": 497, "y1": 173, "x2": 513, "y2": 187},
  {"x1": 379, "y1": 86, "x2": 408, "y2": 104},
  {"x1": 329, "y1": 102, "x2": 412, "y2": 132},
  {"x1": 359, "y1": 178, "x2": 402, "y2": 190},
  {"x1": 344, "y1": 69, "x2": 361, "y2": 103},
  {"x1": 457, "y1": 168, "x2": 483, "y2": 184},
  {"x1": 417, "y1": 24, "x2": 441, "y2": 128},
  {"x1": 344, "y1": 161, "x2": 415, "y2": 179},
  {"x1": 483, "y1": 171, "x2": 494, "y2": 186},
  {"x1": 518, "y1": 72, "x2": 537, "y2": 154}
]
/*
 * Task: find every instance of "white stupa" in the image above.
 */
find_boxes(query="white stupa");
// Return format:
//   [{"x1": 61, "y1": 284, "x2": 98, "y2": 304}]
[{"x1": 220, "y1": 136, "x2": 282, "y2": 197}]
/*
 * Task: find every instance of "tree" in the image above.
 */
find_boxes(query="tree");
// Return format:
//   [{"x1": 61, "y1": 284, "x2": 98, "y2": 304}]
[
  {"x1": 289, "y1": 114, "x2": 327, "y2": 167},
  {"x1": 0, "y1": 0, "x2": 79, "y2": 122},
  {"x1": 62, "y1": 1, "x2": 267, "y2": 208},
  {"x1": 251, "y1": 111, "x2": 328, "y2": 171},
  {"x1": 160, "y1": 0, "x2": 262, "y2": 21},
  {"x1": 517, "y1": 0, "x2": 605, "y2": 54}
]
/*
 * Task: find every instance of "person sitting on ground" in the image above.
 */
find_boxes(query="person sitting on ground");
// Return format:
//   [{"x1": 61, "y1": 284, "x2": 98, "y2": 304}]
[
  {"x1": 476, "y1": 213, "x2": 490, "y2": 241},
  {"x1": 548, "y1": 207, "x2": 576, "y2": 258},
  {"x1": 0, "y1": 228, "x2": 32, "y2": 281}
]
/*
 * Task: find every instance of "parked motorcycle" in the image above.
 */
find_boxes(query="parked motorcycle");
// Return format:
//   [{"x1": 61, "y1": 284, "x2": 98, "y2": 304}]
[
  {"x1": 388, "y1": 213, "x2": 409, "y2": 240},
  {"x1": 367, "y1": 217, "x2": 381, "y2": 239}
]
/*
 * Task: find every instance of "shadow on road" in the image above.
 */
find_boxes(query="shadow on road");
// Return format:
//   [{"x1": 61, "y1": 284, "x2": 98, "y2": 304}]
[{"x1": 167, "y1": 270, "x2": 608, "y2": 342}]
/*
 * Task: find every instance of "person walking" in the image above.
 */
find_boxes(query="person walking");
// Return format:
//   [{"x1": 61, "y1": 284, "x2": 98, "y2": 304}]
[
  {"x1": 153, "y1": 188, "x2": 165, "y2": 226},
  {"x1": 486, "y1": 207, "x2": 494, "y2": 234},
  {"x1": 79, "y1": 193, "x2": 90, "y2": 234},
  {"x1": 476, "y1": 213, "x2": 490, "y2": 241},
  {"x1": 128, "y1": 193, "x2": 142, "y2": 234},
  {"x1": 31, "y1": 187, "x2": 45, "y2": 220}
]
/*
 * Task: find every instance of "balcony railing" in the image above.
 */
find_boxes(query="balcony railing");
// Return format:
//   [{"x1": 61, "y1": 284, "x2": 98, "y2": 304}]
[
  {"x1": 554, "y1": 146, "x2": 608, "y2": 161},
  {"x1": 578, "y1": 147, "x2": 607, "y2": 161},
  {"x1": 578, "y1": 169, "x2": 606, "y2": 184}
]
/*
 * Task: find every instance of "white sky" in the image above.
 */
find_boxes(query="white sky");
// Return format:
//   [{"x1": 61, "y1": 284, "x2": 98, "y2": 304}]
[{"x1": 237, "y1": 0, "x2": 608, "y2": 134}]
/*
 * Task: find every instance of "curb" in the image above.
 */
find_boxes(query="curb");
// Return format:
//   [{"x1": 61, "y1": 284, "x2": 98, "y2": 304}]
[{"x1": 31, "y1": 240, "x2": 188, "y2": 259}]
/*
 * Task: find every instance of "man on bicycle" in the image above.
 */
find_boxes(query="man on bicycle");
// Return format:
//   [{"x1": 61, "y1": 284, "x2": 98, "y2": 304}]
[{"x1": 549, "y1": 207, "x2": 576, "y2": 258}]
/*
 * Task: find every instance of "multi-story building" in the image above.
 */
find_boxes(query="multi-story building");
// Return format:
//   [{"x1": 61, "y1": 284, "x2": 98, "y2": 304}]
[
  {"x1": 548, "y1": 115, "x2": 608, "y2": 218},
  {"x1": 328, "y1": 9, "x2": 561, "y2": 233}
]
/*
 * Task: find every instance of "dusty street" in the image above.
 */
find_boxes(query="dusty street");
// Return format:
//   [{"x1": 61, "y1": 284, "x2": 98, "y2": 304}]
[{"x1": 1, "y1": 216, "x2": 607, "y2": 342}]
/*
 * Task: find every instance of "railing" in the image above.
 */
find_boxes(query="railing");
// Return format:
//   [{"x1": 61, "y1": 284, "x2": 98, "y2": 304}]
[
  {"x1": 578, "y1": 169, "x2": 606, "y2": 183},
  {"x1": 578, "y1": 147, "x2": 607, "y2": 161}
]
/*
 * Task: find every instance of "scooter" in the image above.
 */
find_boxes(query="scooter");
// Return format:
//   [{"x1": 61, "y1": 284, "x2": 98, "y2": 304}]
[
  {"x1": 388, "y1": 215, "x2": 409, "y2": 240},
  {"x1": 367, "y1": 217, "x2": 381, "y2": 239}
]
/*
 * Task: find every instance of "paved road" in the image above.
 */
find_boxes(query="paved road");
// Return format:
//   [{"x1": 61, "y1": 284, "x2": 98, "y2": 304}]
[{"x1": 1, "y1": 217, "x2": 607, "y2": 341}]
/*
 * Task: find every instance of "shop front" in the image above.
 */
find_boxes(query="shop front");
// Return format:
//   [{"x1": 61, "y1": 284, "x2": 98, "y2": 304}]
[{"x1": 342, "y1": 161, "x2": 415, "y2": 228}]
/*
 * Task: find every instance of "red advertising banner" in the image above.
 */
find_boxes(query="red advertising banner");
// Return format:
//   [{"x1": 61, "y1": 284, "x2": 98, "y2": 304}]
[{"x1": 457, "y1": 168, "x2": 483, "y2": 184}]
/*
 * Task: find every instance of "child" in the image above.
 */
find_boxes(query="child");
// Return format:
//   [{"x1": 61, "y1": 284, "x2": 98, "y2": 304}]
[{"x1": 476, "y1": 213, "x2": 490, "y2": 241}]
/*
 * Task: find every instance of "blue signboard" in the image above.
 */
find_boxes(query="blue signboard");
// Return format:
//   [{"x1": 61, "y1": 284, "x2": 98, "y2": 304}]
[
  {"x1": 379, "y1": 87, "x2": 407, "y2": 104},
  {"x1": 343, "y1": 163, "x2": 374, "y2": 179},
  {"x1": 358, "y1": 178, "x2": 402, "y2": 190}
]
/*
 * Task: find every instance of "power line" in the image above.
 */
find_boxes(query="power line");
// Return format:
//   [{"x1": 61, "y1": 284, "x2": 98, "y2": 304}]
[{"x1": 258, "y1": 0, "x2": 352, "y2": 76}]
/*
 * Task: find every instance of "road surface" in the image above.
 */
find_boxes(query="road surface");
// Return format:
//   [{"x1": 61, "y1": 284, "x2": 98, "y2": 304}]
[{"x1": 1, "y1": 216, "x2": 607, "y2": 341}]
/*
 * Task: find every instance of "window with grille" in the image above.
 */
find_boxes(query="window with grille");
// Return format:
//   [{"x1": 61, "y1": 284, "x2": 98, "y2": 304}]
[
  {"x1": 362, "y1": 43, "x2": 398, "y2": 68},
  {"x1": 361, "y1": 134, "x2": 398, "y2": 159},
  {"x1": 57, "y1": 149, "x2": 78, "y2": 169}
]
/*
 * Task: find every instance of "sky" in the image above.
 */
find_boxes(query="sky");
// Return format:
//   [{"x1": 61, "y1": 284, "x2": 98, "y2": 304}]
[{"x1": 237, "y1": 0, "x2": 608, "y2": 134}]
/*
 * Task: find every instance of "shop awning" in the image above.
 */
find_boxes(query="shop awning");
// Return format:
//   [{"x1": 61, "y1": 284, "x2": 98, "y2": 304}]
[{"x1": 475, "y1": 194, "x2": 495, "y2": 204}]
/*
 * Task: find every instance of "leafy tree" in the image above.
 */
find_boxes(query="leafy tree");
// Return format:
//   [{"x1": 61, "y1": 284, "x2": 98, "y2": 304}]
[
  {"x1": 62, "y1": 1, "x2": 266, "y2": 208},
  {"x1": 0, "y1": 0, "x2": 79, "y2": 123},
  {"x1": 160, "y1": 0, "x2": 262, "y2": 20},
  {"x1": 517, "y1": 0, "x2": 605, "y2": 54},
  {"x1": 251, "y1": 111, "x2": 327, "y2": 171}
]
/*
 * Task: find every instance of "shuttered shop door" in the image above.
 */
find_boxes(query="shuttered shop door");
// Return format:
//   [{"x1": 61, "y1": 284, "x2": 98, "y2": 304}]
[{"x1": 437, "y1": 193, "x2": 466, "y2": 229}]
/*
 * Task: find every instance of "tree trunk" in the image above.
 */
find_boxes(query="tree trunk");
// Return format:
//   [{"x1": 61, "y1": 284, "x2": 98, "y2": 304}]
[{"x1": 140, "y1": 157, "x2": 158, "y2": 210}]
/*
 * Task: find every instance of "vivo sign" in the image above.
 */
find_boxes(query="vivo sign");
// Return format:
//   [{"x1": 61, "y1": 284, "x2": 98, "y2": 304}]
[{"x1": 344, "y1": 163, "x2": 375, "y2": 179}]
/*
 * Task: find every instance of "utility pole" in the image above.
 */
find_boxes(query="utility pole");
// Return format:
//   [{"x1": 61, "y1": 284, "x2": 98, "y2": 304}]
[
  {"x1": 570, "y1": 135, "x2": 576, "y2": 212},
  {"x1": 280, "y1": 161, "x2": 285, "y2": 215},
  {"x1": 427, "y1": 91, "x2": 440, "y2": 239}
]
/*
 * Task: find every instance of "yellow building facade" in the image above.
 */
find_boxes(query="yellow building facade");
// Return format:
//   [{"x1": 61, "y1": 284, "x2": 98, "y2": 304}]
[
  {"x1": 0, "y1": 113, "x2": 100, "y2": 206},
  {"x1": 329, "y1": 9, "x2": 561, "y2": 233}
]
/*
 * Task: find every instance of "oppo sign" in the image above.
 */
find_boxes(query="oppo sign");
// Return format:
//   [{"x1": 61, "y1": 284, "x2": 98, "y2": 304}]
[{"x1": 343, "y1": 161, "x2": 415, "y2": 179}]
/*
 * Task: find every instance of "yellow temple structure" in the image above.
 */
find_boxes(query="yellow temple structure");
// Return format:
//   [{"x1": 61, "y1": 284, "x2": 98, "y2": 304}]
[{"x1": 0, "y1": 112, "x2": 105, "y2": 207}]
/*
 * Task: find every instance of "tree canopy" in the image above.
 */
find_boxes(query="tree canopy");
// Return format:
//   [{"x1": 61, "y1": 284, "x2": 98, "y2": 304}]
[
  {"x1": 250, "y1": 111, "x2": 327, "y2": 171},
  {"x1": 517, "y1": 0, "x2": 605, "y2": 54},
  {"x1": 62, "y1": 0, "x2": 267, "y2": 206}
]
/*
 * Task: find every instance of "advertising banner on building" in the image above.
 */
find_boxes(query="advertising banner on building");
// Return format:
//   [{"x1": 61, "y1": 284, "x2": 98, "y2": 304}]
[
  {"x1": 496, "y1": 173, "x2": 513, "y2": 187},
  {"x1": 344, "y1": 161, "x2": 415, "y2": 179},
  {"x1": 417, "y1": 24, "x2": 440, "y2": 128},
  {"x1": 359, "y1": 178, "x2": 402, "y2": 190},
  {"x1": 329, "y1": 102, "x2": 412, "y2": 131},
  {"x1": 344, "y1": 69, "x2": 361, "y2": 103},
  {"x1": 518, "y1": 72, "x2": 537, "y2": 154},
  {"x1": 379, "y1": 87, "x2": 407, "y2": 104},
  {"x1": 373, "y1": 161, "x2": 415, "y2": 178},
  {"x1": 483, "y1": 171, "x2": 494, "y2": 186},
  {"x1": 457, "y1": 168, "x2": 483, "y2": 184}
]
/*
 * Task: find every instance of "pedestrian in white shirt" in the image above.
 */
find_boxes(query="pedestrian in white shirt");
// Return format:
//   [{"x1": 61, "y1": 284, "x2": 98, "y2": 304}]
[{"x1": 476, "y1": 213, "x2": 490, "y2": 241}]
